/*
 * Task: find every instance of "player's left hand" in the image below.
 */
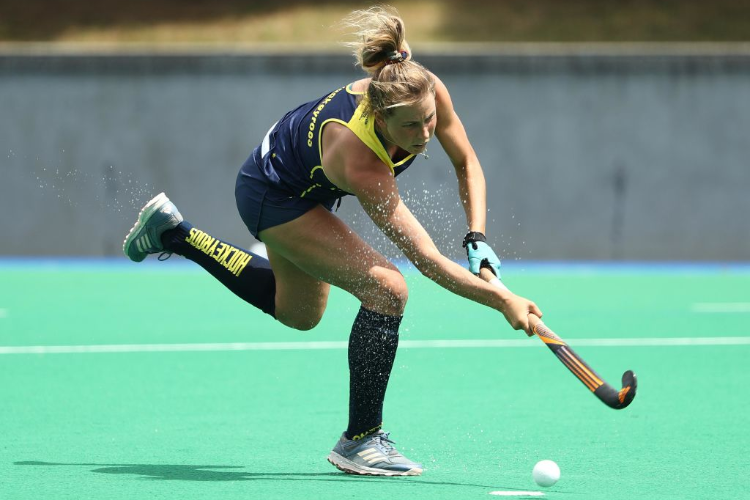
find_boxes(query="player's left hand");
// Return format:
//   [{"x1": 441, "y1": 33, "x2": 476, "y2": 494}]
[{"x1": 463, "y1": 231, "x2": 501, "y2": 277}]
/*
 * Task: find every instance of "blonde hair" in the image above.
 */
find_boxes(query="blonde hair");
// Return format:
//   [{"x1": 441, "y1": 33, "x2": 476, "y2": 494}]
[{"x1": 344, "y1": 6, "x2": 435, "y2": 118}]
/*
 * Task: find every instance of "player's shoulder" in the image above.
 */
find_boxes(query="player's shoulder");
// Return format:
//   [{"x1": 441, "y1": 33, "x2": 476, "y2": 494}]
[
  {"x1": 322, "y1": 121, "x2": 386, "y2": 184},
  {"x1": 426, "y1": 70, "x2": 453, "y2": 109},
  {"x1": 426, "y1": 70, "x2": 448, "y2": 92},
  {"x1": 349, "y1": 78, "x2": 371, "y2": 93}
]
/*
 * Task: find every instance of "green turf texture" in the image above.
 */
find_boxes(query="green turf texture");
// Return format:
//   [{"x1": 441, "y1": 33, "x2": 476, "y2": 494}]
[{"x1": 1, "y1": 264, "x2": 748, "y2": 500}]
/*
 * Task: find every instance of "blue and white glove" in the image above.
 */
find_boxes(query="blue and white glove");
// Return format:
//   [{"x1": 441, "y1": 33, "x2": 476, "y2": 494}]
[{"x1": 463, "y1": 231, "x2": 501, "y2": 277}]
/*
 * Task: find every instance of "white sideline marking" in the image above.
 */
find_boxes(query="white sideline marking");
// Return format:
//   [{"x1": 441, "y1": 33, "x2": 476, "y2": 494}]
[
  {"x1": 489, "y1": 493, "x2": 544, "y2": 497},
  {"x1": 692, "y1": 302, "x2": 750, "y2": 313},
  {"x1": 0, "y1": 337, "x2": 749, "y2": 355},
  {"x1": 0, "y1": 309, "x2": 7, "y2": 319}
]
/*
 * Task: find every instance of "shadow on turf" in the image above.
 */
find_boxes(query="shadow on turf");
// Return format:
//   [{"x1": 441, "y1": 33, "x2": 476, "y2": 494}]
[
  {"x1": 15, "y1": 461, "x2": 518, "y2": 489},
  {"x1": 16, "y1": 461, "x2": 341, "y2": 481}
]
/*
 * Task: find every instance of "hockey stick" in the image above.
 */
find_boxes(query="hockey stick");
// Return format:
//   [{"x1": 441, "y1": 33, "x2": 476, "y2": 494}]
[{"x1": 479, "y1": 268, "x2": 637, "y2": 409}]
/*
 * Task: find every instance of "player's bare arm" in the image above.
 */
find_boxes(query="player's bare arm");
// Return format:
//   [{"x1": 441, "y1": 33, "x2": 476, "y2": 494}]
[
  {"x1": 432, "y1": 74, "x2": 487, "y2": 233},
  {"x1": 343, "y1": 154, "x2": 540, "y2": 334}
]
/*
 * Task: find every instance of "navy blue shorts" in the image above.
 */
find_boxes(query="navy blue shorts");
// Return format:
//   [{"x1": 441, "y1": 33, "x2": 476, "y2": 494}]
[{"x1": 235, "y1": 147, "x2": 337, "y2": 241}]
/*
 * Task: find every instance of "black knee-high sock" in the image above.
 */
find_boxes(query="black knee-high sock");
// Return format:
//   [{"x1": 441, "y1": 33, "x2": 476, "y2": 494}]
[
  {"x1": 346, "y1": 306, "x2": 402, "y2": 440},
  {"x1": 161, "y1": 222, "x2": 276, "y2": 317}
]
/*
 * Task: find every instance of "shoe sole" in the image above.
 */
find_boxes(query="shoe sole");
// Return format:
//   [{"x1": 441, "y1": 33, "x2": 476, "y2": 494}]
[
  {"x1": 327, "y1": 452, "x2": 423, "y2": 477},
  {"x1": 122, "y1": 192, "x2": 170, "y2": 262}
]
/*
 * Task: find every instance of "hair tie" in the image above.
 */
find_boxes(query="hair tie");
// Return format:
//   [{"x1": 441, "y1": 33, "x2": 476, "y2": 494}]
[{"x1": 385, "y1": 50, "x2": 409, "y2": 65}]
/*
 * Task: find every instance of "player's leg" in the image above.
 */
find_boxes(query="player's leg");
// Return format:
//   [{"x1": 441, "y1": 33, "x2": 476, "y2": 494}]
[
  {"x1": 161, "y1": 221, "x2": 279, "y2": 316},
  {"x1": 123, "y1": 193, "x2": 277, "y2": 317},
  {"x1": 265, "y1": 246, "x2": 329, "y2": 331},
  {"x1": 260, "y1": 205, "x2": 421, "y2": 476},
  {"x1": 260, "y1": 204, "x2": 407, "y2": 317},
  {"x1": 123, "y1": 193, "x2": 330, "y2": 330},
  {"x1": 125, "y1": 194, "x2": 420, "y2": 474}
]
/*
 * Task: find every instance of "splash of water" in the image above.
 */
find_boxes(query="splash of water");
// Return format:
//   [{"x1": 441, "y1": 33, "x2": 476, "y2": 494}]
[{"x1": 34, "y1": 161, "x2": 156, "y2": 220}]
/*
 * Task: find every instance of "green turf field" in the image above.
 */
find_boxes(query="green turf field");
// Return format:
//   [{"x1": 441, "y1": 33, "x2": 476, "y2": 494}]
[{"x1": 1, "y1": 261, "x2": 748, "y2": 500}]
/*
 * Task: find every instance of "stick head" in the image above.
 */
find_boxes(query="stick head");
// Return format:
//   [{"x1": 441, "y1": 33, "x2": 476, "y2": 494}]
[
  {"x1": 617, "y1": 370, "x2": 638, "y2": 408},
  {"x1": 592, "y1": 369, "x2": 637, "y2": 409}
]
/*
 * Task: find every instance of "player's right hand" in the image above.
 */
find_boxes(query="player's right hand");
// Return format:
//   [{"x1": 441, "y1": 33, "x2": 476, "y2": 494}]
[{"x1": 500, "y1": 294, "x2": 542, "y2": 336}]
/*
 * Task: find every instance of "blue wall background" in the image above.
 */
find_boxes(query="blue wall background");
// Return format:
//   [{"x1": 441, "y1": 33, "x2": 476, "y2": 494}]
[{"x1": 1, "y1": 48, "x2": 748, "y2": 260}]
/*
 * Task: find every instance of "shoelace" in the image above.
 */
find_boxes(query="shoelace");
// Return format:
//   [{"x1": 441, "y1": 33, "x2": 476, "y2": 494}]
[
  {"x1": 371, "y1": 432, "x2": 396, "y2": 454},
  {"x1": 157, "y1": 252, "x2": 173, "y2": 261}
]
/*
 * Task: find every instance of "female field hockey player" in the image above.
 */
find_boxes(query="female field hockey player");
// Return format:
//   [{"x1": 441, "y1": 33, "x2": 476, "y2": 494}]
[{"x1": 123, "y1": 6, "x2": 542, "y2": 476}]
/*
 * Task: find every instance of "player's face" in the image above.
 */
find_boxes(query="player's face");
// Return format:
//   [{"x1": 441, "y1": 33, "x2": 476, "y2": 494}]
[{"x1": 377, "y1": 95, "x2": 436, "y2": 155}]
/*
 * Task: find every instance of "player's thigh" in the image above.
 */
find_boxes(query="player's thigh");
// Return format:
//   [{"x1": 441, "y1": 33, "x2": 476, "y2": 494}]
[
  {"x1": 265, "y1": 246, "x2": 330, "y2": 330},
  {"x1": 260, "y1": 205, "x2": 407, "y2": 314}
]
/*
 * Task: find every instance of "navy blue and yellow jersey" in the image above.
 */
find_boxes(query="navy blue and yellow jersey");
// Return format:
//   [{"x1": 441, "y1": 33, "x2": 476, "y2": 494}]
[{"x1": 250, "y1": 84, "x2": 418, "y2": 204}]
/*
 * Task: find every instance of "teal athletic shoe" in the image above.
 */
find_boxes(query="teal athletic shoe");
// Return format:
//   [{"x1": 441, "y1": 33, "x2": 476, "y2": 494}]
[
  {"x1": 327, "y1": 430, "x2": 423, "y2": 476},
  {"x1": 123, "y1": 192, "x2": 183, "y2": 262}
]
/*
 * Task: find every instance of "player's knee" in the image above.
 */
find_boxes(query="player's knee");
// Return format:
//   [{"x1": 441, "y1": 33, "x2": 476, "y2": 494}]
[
  {"x1": 277, "y1": 310, "x2": 324, "y2": 331},
  {"x1": 284, "y1": 316, "x2": 322, "y2": 331},
  {"x1": 386, "y1": 274, "x2": 409, "y2": 310},
  {"x1": 276, "y1": 300, "x2": 327, "y2": 331},
  {"x1": 369, "y1": 272, "x2": 409, "y2": 314}
]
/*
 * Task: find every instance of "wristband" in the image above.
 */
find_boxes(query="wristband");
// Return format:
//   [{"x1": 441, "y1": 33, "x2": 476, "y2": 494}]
[{"x1": 462, "y1": 231, "x2": 486, "y2": 249}]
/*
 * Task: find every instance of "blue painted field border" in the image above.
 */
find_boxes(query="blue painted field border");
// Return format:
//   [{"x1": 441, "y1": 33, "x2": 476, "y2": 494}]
[
  {"x1": 1, "y1": 257, "x2": 749, "y2": 275},
  {"x1": 393, "y1": 259, "x2": 750, "y2": 275},
  {"x1": 0, "y1": 256, "x2": 196, "y2": 273}
]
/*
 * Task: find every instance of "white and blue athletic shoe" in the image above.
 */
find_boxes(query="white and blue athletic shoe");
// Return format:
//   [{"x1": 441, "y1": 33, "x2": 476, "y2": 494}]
[
  {"x1": 327, "y1": 430, "x2": 423, "y2": 476},
  {"x1": 123, "y1": 192, "x2": 183, "y2": 262}
]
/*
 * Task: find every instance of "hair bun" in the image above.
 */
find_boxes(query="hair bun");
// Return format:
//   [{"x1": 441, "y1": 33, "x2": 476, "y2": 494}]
[{"x1": 385, "y1": 50, "x2": 409, "y2": 65}]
